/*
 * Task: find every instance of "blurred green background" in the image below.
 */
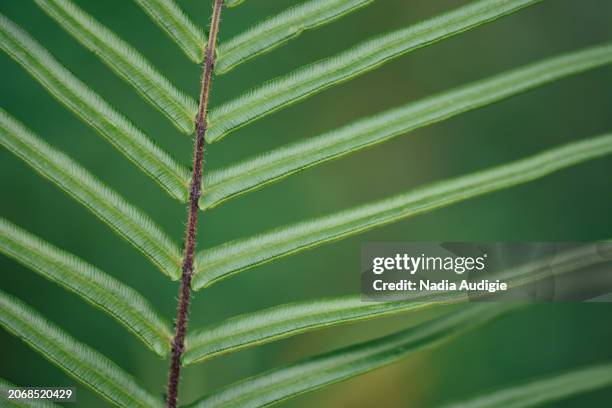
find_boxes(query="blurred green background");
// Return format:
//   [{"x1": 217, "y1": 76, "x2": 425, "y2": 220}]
[{"x1": 2, "y1": 0, "x2": 612, "y2": 406}]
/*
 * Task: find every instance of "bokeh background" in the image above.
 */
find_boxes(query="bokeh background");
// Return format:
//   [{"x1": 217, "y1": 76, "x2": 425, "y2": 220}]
[{"x1": 1, "y1": 0, "x2": 612, "y2": 406}]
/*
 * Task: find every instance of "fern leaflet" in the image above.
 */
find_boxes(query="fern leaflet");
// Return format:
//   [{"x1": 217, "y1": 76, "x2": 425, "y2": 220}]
[
  {"x1": 35, "y1": 0, "x2": 198, "y2": 133},
  {"x1": 206, "y1": 0, "x2": 543, "y2": 142},
  {"x1": 0, "y1": 218, "x2": 172, "y2": 356},
  {"x1": 201, "y1": 43, "x2": 612, "y2": 209},
  {"x1": 190, "y1": 304, "x2": 519, "y2": 408},
  {"x1": 194, "y1": 132, "x2": 612, "y2": 288},
  {"x1": 442, "y1": 362, "x2": 612, "y2": 408},
  {"x1": 0, "y1": 110, "x2": 182, "y2": 279},
  {"x1": 216, "y1": 0, "x2": 375, "y2": 74},
  {"x1": 185, "y1": 243, "x2": 607, "y2": 363},
  {"x1": 133, "y1": 0, "x2": 205, "y2": 63},
  {"x1": 0, "y1": 14, "x2": 190, "y2": 201},
  {"x1": 0, "y1": 291, "x2": 164, "y2": 408}
]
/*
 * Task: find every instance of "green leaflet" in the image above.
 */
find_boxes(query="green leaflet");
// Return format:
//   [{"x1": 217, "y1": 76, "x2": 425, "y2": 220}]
[
  {"x1": 185, "y1": 244, "x2": 607, "y2": 364},
  {"x1": 0, "y1": 14, "x2": 190, "y2": 201},
  {"x1": 133, "y1": 0, "x2": 205, "y2": 63},
  {"x1": 0, "y1": 218, "x2": 172, "y2": 356},
  {"x1": 442, "y1": 362, "x2": 612, "y2": 408},
  {"x1": 202, "y1": 43, "x2": 612, "y2": 209},
  {"x1": 0, "y1": 291, "x2": 164, "y2": 408},
  {"x1": 35, "y1": 0, "x2": 197, "y2": 133},
  {"x1": 0, "y1": 110, "x2": 182, "y2": 279},
  {"x1": 225, "y1": 0, "x2": 245, "y2": 7},
  {"x1": 216, "y1": 0, "x2": 375, "y2": 74},
  {"x1": 184, "y1": 296, "x2": 448, "y2": 365},
  {"x1": 189, "y1": 304, "x2": 519, "y2": 408},
  {"x1": 206, "y1": 0, "x2": 543, "y2": 142},
  {"x1": 0, "y1": 378, "x2": 59, "y2": 407},
  {"x1": 194, "y1": 132, "x2": 612, "y2": 288}
]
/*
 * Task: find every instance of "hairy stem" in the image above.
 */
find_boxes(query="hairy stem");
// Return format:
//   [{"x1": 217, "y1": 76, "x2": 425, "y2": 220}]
[{"x1": 166, "y1": 1, "x2": 224, "y2": 407}]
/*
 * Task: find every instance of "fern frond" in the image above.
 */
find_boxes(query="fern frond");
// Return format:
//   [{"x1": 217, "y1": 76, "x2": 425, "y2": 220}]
[
  {"x1": 189, "y1": 304, "x2": 519, "y2": 408},
  {"x1": 0, "y1": 110, "x2": 182, "y2": 279},
  {"x1": 0, "y1": 14, "x2": 190, "y2": 201},
  {"x1": 34, "y1": 0, "x2": 198, "y2": 133},
  {"x1": 133, "y1": 0, "x2": 205, "y2": 63},
  {"x1": 0, "y1": 378, "x2": 60, "y2": 407},
  {"x1": 194, "y1": 132, "x2": 612, "y2": 288},
  {"x1": 442, "y1": 362, "x2": 612, "y2": 408},
  {"x1": 185, "y1": 244, "x2": 607, "y2": 364},
  {"x1": 202, "y1": 43, "x2": 612, "y2": 209},
  {"x1": 0, "y1": 291, "x2": 164, "y2": 408},
  {"x1": 0, "y1": 218, "x2": 172, "y2": 356},
  {"x1": 206, "y1": 0, "x2": 542, "y2": 142},
  {"x1": 216, "y1": 0, "x2": 375, "y2": 74}
]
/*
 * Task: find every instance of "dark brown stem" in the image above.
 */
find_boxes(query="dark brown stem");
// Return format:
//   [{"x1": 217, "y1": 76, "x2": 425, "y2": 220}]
[{"x1": 166, "y1": 1, "x2": 224, "y2": 407}]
